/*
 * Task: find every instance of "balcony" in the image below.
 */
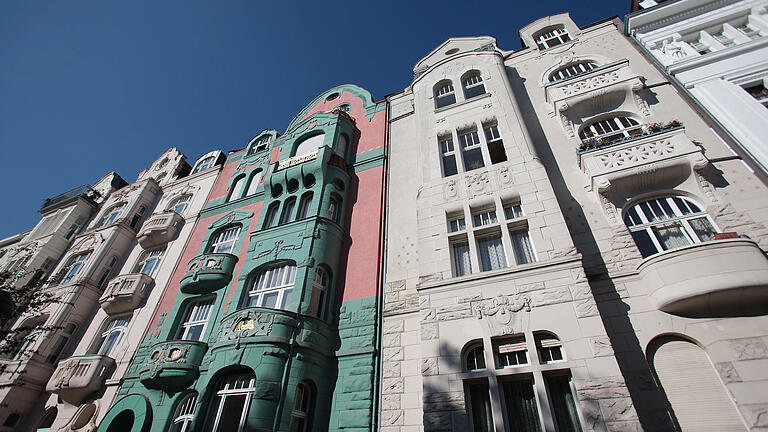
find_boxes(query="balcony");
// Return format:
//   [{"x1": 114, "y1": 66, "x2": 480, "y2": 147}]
[
  {"x1": 545, "y1": 59, "x2": 642, "y2": 108},
  {"x1": 577, "y1": 126, "x2": 705, "y2": 194},
  {"x1": 136, "y1": 211, "x2": 184, "y2": 250},
  {"x1": 99, "y1": 273, "x2": 154, "y2": 315},
  {"x1": 638, "y1": 239, "x2": 768, "y2": 316},
  {"x1": 139, "y1": 340, "x2": 207, "y2": 391},
  {"x1": 46, "y1": 355, "x2": 115, "y2": 405},
  {"x1": 179, "y1": 253, "x2": 238, "y2": 294}
]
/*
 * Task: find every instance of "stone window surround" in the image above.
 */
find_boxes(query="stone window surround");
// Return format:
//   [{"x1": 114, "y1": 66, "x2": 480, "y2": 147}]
[
  {"x1": 446, "y1": 196, "x2": 535, "y2": 278},
  {"x1": 437, "y1": 117, "x2": 508, "y2": 178},
  {"x1": 459, "y1": 330, "x2": 581, "y2": 432}
]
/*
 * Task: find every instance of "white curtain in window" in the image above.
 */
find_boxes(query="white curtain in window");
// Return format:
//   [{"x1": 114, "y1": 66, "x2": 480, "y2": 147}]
[
  {"x1": 477, "y1": 235, "x2": 506, "y2": 271},
  {"x1": 452, "y1": 243, "x2": 472, "y2": 276},
  {"x1": 653, "y1": 224, "x2": 690, "y2": 250},
  {"x1": 510, "y1": 231, "x2": 536, "y2": 265},
  {"x1": 688, "y1": 217, "x2": 716, "y2": 242}
]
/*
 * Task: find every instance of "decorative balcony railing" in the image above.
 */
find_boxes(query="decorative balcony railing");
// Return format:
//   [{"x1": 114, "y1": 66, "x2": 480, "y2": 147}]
[
  {"x1": 179, "y1": 253, "x2": 238, "y2": 294},
  {"x1": 638, "y1": 239, "x2": 768, "y2": 316},
  {"x1": 545, "y1": 59, "x2": 641, "y2": 105},
  {"x1": 139, "y1": 340, "x2": 207, "y2": 391},
  {"x1": 577, "y1": 126, "x2": 705, "y2": 193},
  {"x1": 99, "y1": 273, "x2": 154, "y2": 315},
  {"x1": 136, "y1": 211, "x2": 184, "y2": 250},
  {"x1": 46, "y1": 354, "x2": 115, "y2": 405}
]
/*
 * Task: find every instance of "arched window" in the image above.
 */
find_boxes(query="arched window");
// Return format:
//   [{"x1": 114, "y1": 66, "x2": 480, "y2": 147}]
[
  {"x1": 130, "y1": 206, "x2": 146, "y2": 230},
  {"x1": 534, "y1": 25, "x2": 571, "y2": 49},
  {"x1": 434, "y1": 80, "x2": 456, "y2": 109},
  {"x1": 37, "y1": 407, "x2": 57, "y2": 431},
  {"x1": 288, "y1": 382, "x2": 314, "y2": 432},
  {"x1": 94, "y1": 316, "x2": 131, "y2": 356},
  {"x1": 624, "y1": 196, "x2": 718, "y2": 258},
  {"x1": 294, "y1": 134, "x2": 325, "y2": 156},
  {"x1": 327, "y1": 194, "x2": 342, "y2": 224},
  {"x1": 228, "y1": 176, "x2": 246, "y2": 202},
  {"x1": 97, "y1": 204, "x2": 126, "y2": 228},
  {"x1": 298, "y1": 193, "x2": 313, "y2": 219},
  {"x1": 169, "y1": 393, "x2": 197, "y2": 432},
  {"x1": 309, "y1": 267, "x2": 329, "y2": 319},
  {"x1": 12, "y1": 323, "x2": 45, "y2": 361},
  {"x1": 534, "y1": 332, "x2": 564, "y2": 363},
  {"x1": 549, "y1": 61, "x2": 598, "y2": 82},
  {"x1": 179, "y1": 300, "x2": 214, "y2": 341},
  {"x1": 203, "y1": 371, "x2": 256, "y2": 432},
  {"x1": 167, "y1": 195, "x2": 192, "y2": 215},
  {"x1": 462, "y1": 72, "x2": 486, "y2": 99},
  {"x1": 192, "y1": 156, "x2": 216, "y2": 174},
  {"x1": 245, "y1": 170, "x2": 263, "y2": 196},
  {"x1": 263, "y1": 203, "x2": 280, "y2": 229},
  {"x1": 61, "y1": 252, "x2": 92, "y2": 284},
  {"x1": 281, "y1": 197, "x2": 297, "y2": 225},
  {"x1": 244, "y1": 263, "x2": 296, "y2": 310},
  {"x1": 464, "y1": 343, "x2": 486, "y2": 371},
  {"x1": 336, "y1": 134, "x2": 348, "y2": 158},
  {"x1": 47, "y1": 323, "x2": 76, "y2": 364},
  {"x1": 248, "y1": 135, "x2": 271, "y2": 155},
  {"x1": 97, "y1": 256, "x2": 118, "y2": 287},
  {"x1": 209, "y1": 227, "x2": 240, "y2": 254},
  {"x1": 133, "y1": 248, "x2": 164, "y2": 276},
  {"x1": 579, "y1": 115, "x2": 641, "y2": 142}
]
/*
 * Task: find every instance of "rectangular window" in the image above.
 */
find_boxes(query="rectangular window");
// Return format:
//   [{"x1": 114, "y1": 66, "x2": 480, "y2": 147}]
[
  {"x1": 476, "y1": 232, "x2": 507, "y2": 272},
  {"x1": 468, "y1": 381, "x2": 494, "y2": 432},
  {"x1": 503, "y1": 203, "x2": 523, "y2": 220},
  {"x1": 459, "y1": 130, "x2": 485, "y2": 171},
  {"x1": 736, "y1": 22, "x2": 761, "y2": 40},
  {"x1": 211, "y1": 227, "x2": 240, "y2": 254},
  {"x1": 452, "y1": 241, "x2": 472, "y2": 277},
  {"x1": 745, "y1": 83, "x2": 768, "y2": 107},
  {"x1": 448, "y1": 216, "x2": 466, "y2": 232},
  {"x1": 510, "y1": 230, "x2": 536, "y2": 265},
  {"x1": 501, "y1": 377, "x2": 542, "y2": 432},
  {"x1": 180, "y1": 300, "x2": 214, "y2": 341},
  {"x1": 483, "y1": 125, "x2": 507, "y2": 164},
  {"x1": 545, "y1": 374, "x2": 582, "y2": 432},
  {"x1": 472, "y1": 209, "x2": 497, "y2": 227},
  {"x1": 440, "y1": 137, "x2": 458, "y2": 177}
]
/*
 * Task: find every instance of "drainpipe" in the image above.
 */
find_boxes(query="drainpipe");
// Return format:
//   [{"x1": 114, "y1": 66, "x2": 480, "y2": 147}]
[{"x1": 272, "y1": 311, "x2": 302, "y2": 432}]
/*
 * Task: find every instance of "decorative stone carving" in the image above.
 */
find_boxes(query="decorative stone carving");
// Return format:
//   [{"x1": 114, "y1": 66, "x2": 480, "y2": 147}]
[
  {"x1": 715, "y1": 362, "x2": 742, "y2": 383},
  {"x1": 596, "y1": 139, "x2": 676, "y2": 169},
  {"x1": 218, "y1": 309, "x2": 274, "y2": 342},
  {"x1": 498, "y1": 166, "x2": 512, "y2": 185},
  {"x1": 550, "y1": 246, "x2": 579, "y2": 259},
  {"x1": 465, "y1": 171, "x2": 490, "y2": 198},
  {"x1": 560, "y1": 113, "x2": 576, "y2": 139},
  {"x1": 590, "y1": 336, "x2": 614, "y2": 357},
  {"x1": 444, "y1": 179, "x2": 458, "y2": 199},
  {"x1": 413, "y1": 65, "x2": 429, "y2": 79},
  {"x1": 695, "y1": 170, "x2": 720, "y2": 204},
  {"x1": 255, "y1": 239, "x2": 302, "y2": 260},
  {"x1": 632, "y1": 86, "x2": 652, "y2": 117},
  {"x1": 471, "y1": 294, "x2": 532, "y2": 319},
  {"x1": 561, "y1": 71, "x2": 620, "y2": 96},
  {"x1": 474, "y1": 42, "x2": 495, "y2": 52},
  {"x1": 600, "y1": 193, "x2": 619, "y2": 225}
]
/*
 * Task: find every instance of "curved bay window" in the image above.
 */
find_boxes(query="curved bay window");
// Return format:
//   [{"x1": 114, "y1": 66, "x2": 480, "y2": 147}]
[
  {"x1": 624, "y1": 196, "x2": 718, "y2": 258},
  {"x1": 169, "y1": 393, "x2": 197, "y2": 432},
  {"x1": 288, "y1": 381, "x2": 314, "y2": 432},
  {"x1": 61, "y1": 252, "x2": 92, "y2": 284},
  {"x1": 203, "y1": 371, "x2": 256, "y2": 432},
  {"x1": 434, "y1": 80, "x2": 456, "y2": 109},
  {"x1": 462, "y1": 72, "x2": 486, "y2": 99},
  {"x1": 248, "y1": 135, "x2": 271, "y2": 155},
  {"x1": 244, "y1": 263, "x2": 296, "y2": 310},
  {"x1": 579, "y1": 116, "x2": 641, "y2": 143},
  {"x1": 192, "y1": 156, "x2": 216, "y2": 174},
  {"x1": 133, "y1": 248, "x2": 164, "y2": 276},
  {"x1": 209, "y1": 227, "x2": 240, "y2": 254},
  {"x1": 549, "y1": 61, "x2": 598, "y2": 82}
]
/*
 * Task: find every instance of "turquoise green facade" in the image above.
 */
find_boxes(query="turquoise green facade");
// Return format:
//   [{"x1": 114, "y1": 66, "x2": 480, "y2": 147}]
[{"x1": 98, "y1": 85, "x2": 387, "y2": 432}]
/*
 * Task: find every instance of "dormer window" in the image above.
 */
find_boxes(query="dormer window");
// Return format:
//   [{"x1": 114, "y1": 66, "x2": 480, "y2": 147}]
[
  {"x1": 434, "y1": 81, "x2": 456, "y2": 109},
  {"x1": 534, "y1": 26, "x2": 571, "y2": 50},
  {"x1": 462, "y1": 72, "x2": 486, "y2": 99},
  {"x1": 549, "y1": 61, "x2": 598, "y2": 82},
  {"x1": 248, "y1": 135, "x2": 271, "y2": 155},
  {"x1": 191, "y1": 156, "x2": 216, "y2": 174}
]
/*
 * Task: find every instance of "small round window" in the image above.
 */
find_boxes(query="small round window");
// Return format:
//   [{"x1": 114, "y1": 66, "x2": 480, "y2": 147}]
[{"x1": 325, "y1": 92, "x2": 339, "y2": 101}]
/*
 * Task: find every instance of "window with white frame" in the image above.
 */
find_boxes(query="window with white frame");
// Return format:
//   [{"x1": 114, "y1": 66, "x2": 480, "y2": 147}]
[
  {"x1": 179, "y1": 300, "x2": 213, "y2": 341},
  {"x1": 494, "y1": 335, "x2": 528, "y2": 368},
  {"x1": 482, "y1": 123, "x2": 507, "y2": 164},
  {"x1": 209, "y1": 227, "x2": 240, "y2": 254},
  {"x1": 476, "y1": 231, "x2": 507, "y2": 272},
  {"x1": 95, "y1": 316, "x2": 130, "y2": 356},
  {"x1": 12, "y1": 324, "x2": 44, "y2": 360},
  {"x1": 308, "y1": 267, "x2": 328, "y2": 319},
  {"x1": 534, "y1": 26, "x2": 571, "y2": 50},
  {"x1": 579, "y1": 116, "x2": 641, "y2": 142},
  {"x1": 61, "y1": 252, "x2": 91, "y2": 284},
  {"x1": 248, "y1": 135, "x2": 271, "y2": 155},
  {"x1": 744, "y1": 81, "x2": 768, "y2": 108},
  {"x1": 458, "y1": 130, "x2": 485, "y2": 171},
  {"x1": 244, "y1": 263, "x2": 296, "y2": 310},
  {"x1": 439, "y1": 136, "x2": 458, "y2": 177},
  {"x1": 133, "y1": 248, "x2": 164, "y2": 276},
  {"x1": 462, "y1": 72, "x2": 486, "y2": 99},
  {"x1": 246, "y1": 170, "x2": 263, "y2": 196},
  {"x1": 549, "y1": 61, "x2": 598, "y2": 82},
  {"x1": 448, "y1": 215, "x2": 466, "y2": 232},
  {"x1": 228, "y1": 176, "x2": 246, "y2": 202},
  {"x1": 509, "y1": 228, "x2": 537, "y2": 265},
  {"x1": 451, "y1": 239, "x2": 472, "y2": 277},
  {"x1": 535, "y1": 332, "x2": 564, "y2": 363},
  {"x1": 472, "y1": 208, "x2": 497, "y2": 227},
  {"x1": 169, "y1": 393, "x2": 197, "y2": 432},
  {"x1": 465, "y1": 343, "x2": 486, "y2": 371},
  {"x1": 434, "y1": 81, "x2": 456, "y2": 109},
  {"x1": 167, "y1": 195, "x2": 192, "y2": 215},
  {"x1": 623, "y1": 196, "x2": 718, "y2": 258},
  {"x1": 97, "y1": 204, "x2": 126, "y2": 228},
  {"x1": 203, "y1": 371, "x2": 256, "y2": 432},
  {"x1": 192, "y1": 156, "x2": 216, "y2": 174},
  {"x1": 503, "y1": 202, "x2": 523, "y2": 220},
  {"x1": 288, "y1": 382, "x2": 314, "y2": 432}
]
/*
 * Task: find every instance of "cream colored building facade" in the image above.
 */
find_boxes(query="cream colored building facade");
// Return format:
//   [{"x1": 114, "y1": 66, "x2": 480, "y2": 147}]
[{"x1": 383, "y1": 13, "x2": 768, "y2": 432}]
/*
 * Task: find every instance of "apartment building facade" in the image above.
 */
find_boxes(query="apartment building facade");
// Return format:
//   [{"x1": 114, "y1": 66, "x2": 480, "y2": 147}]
[{"x1": 94, "y1": 84, "x2": 387, "y2": 432}]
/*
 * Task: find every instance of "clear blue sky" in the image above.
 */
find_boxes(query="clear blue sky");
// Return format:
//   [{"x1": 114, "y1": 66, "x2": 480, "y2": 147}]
[{"x1": 0, "y1": 1, "x2": 629, "y2": 238}]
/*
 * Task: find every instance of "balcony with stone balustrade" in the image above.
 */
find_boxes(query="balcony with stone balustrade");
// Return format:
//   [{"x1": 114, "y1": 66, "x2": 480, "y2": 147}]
[
  {"x1": 136, "y1": 211, "x2": 184, "y2": 250},
  {"x1": 99, "y1": 273, "x2": 154, "y2": 315},
  {"x1": 46, "y1": 354, "x2": 115, "y2": 405}
]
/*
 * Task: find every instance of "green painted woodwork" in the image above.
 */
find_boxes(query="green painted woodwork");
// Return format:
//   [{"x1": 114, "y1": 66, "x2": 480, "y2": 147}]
[
  {"x1": 178, "y1": 253, "x2": 239, "y2": 294},
  {"x1": 139, "y1": 340, "x2": 208, "y2": 391},
  {"x1": 96, "y1": 394, "x2": 152, "y2": 432},
  {"x1": 286, "y1": 84, "x2": 386, "y2": 130}
]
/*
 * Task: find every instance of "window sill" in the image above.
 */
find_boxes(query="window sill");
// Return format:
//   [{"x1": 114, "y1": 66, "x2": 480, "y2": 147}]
[{"x1": 434, "y1": 92, "x2": 491, "y2": 114}]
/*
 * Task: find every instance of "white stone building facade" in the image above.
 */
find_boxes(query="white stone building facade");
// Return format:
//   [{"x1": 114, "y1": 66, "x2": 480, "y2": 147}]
[{"x1": 383, "y1": 12, "x2": 768, "y2": 432}]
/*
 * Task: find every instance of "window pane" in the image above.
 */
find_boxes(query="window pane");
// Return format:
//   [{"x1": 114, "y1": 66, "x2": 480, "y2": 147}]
[
  {"x1": 217, "y1": 394, "x2": 247, "y2": 432},
  {"x1": 468, "y1": 382, "x2": 494, "y2": 432},
  {"x1": 184, "y1": 324, "x2": 204, "y2": 342},
  {"x1": 688, "y1": 217, "x2": 716, "y2": 242},
  {"x1": 262, "y1": 292, "x2": 279, "y2": 309},
  {"x1": 502, "y1": 378, "x2": 541, "y2": 432},
  {"x1": 545, "y1": 375, "x2": 582, "y2": 432},
  {"x1": 510, "y1": 230, "x2": 536, "y2": 265},
  {"x1": 462, "y1": 147, "x2": 485, "y2": 171},
  {"x1": 477, "y1": 235, "x2": 507, "y2": 271},
  {"x1": 442, "y1": 154, "x2": 458, "y2": 176},
  {"x1": 653, "y1": 224, "x2": 691, "y2": 250},
  {"x1": 488, "y1": 140, "x2": 507, "y2": 164},
  {"x1": 452, "y1": 242, "x2": 472, "y2": 277}
]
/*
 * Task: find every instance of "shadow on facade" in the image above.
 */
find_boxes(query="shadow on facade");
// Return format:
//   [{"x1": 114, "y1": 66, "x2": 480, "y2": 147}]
[
  {"x1": 506, "y1": 67, "x2": 680, "y2": 431},
  {"x1": 421, "y1": 344, "x2": 469, "y2": 431}
]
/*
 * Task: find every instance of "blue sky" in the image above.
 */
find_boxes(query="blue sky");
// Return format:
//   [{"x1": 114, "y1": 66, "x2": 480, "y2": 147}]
[{"x1": 0, "y1": 1, "x2": 629, "y2": 238}]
